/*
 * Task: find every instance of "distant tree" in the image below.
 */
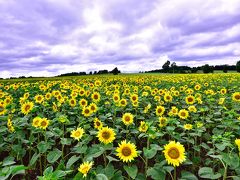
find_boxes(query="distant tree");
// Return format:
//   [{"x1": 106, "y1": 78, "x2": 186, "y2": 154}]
[
  {"x1": 89, "y1": 71, "x2": 92, "y2": 75},
  {"x1": 191, "y1": 67, "x2": 198, "y2": 73},
  {"x1": 162, "y1": 60, "x2": 171, "y2": 72},
  {"x1": 223, "y1": 65, "x2": 228, "y2": 73},
  {"x1": 171, "y1": 62, "x2": 177, "y2": 73},
  {"x1": 236, "y1": 60, "x2": 240, "y2": 72},
  {"x1": 94, "y1": 71, "x2": 97, "y2": 74},
  {"x1": 111, "y1": 67, "x2": 120, "y2": 75},
  {"x1": 202, "y1": 64, "x2": 214, "y2": 73}
]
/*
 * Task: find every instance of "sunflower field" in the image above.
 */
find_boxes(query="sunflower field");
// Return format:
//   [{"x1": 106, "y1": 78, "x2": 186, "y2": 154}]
[{"x1": 0, "y1": 73, "x2": 240, "y2": 180}]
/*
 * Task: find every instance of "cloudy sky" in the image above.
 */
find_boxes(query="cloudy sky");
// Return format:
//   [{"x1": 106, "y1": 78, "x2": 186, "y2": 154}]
[{"x1": 0, "y1": 0, "x2": 240, "y2": 78}]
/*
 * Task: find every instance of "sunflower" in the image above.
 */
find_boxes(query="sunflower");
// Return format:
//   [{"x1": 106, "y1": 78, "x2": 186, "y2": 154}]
[
  {"x1": 178, "y1": 109, "x2": 189, "y2": 119},
  {"x1": 89, "y1": 103, "x2": 98, "y2": 113},
  {"x1": 91, "y1": 92, "x2": 100, "y2": 102},
  {"x1": 159, "y1": 117, "x2": 168, "y2": 127},
  {"x1": 82, "y1": 107, "x2": 92, "y2": 117},
  {"x1": 185, "y1": 95, "x2": 195, "y2": 105},
  {"x1": 0, "y1": 103, "x2": 7, "y2": 116},
  {"x1": 119, "y1": 99, "x2": 127, "y2": 107},
  {"x1": 32, "y1": 117, "x2": 42, "y2": 128},
  {"x1": 235, "y1": 139, "x2": 240, "y2": 147},
  {"x1": 188, "y1": 105, "x2": 197, "y2": 113},
  {"x1": 78, "y1": 161, "x2": 93, "y2": 177},
  {"x1": 232, "y1": 92, "x2": 240, "y2": 102},
  {"x1": 156, "y1": 105, "x2": 165, "y2": 116},
  {"x1": 97, "y1": 127, "x2": 116, "y2": 144},
  {"x1": 168, "y1": 106, "x2": 178, "y2": 116},
  {"x1": 130, "y1": 94, "x2": 138, "y2": 102},
  {"x1": 21, "y1": 101, "x2": 34, "y2": 115},
  {"x1": 196, "y1": 122, "x2": 203, "y2": 128},
  {"x1": 79, "y1": 89, "x2": 85, "y2": 96},
  {"x1": 71, "y1": 127, "x2": 84, "y2": 141},
  {"x1": 220, "y1": 88, "x2": 227, "y2": 94},
  {"x1": 184, "y1": 124, "x2": 193, "y2": 130},
  {"x1": 122, "y1": 113, "x2": 134, "y2": 125},
  {"x1": 116, "y1": 140, "x2": 138, "y2": 162},
  {"x1": 79, "y1": 99, "x2": 88, "y2": 107},
  {"x1": 164, "y1": 94, "x2": 172, "y2": 102},
  {"x1": 139, "y1": 121, "x2": 148, "y2": 132},
  {"x1": 218, "y1": 98, "x2": 225, "y2": 105},
  {"x1": 39, "y1": 118, "x2": 49, "y2": 130},
  {"x1": 163, "y1": 141, "x2": 186, "y2": 167},
  {"x1": 113, "y1": 94, "x2": 120, "y2": 103},
  {"x1": 69, "y1": 98, "x2": 77, "y2": 107},
  {"x1": 94, "y1": 118, "x2": 103, "y2": 130},
  {"x1": 45, "y1": 92, "x2": 52, "y2": 100},
  {"x1": 35, "y1": 95, "x2": 44, "y2": 104}
]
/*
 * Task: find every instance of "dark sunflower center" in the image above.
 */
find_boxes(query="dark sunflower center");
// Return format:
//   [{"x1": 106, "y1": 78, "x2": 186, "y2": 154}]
[
  {"x1": 168, "y1": 147, "x2": 180, "y2": 159},
  {"x1": 235, "y1": 94, "x2": 240, "y2": 100},
  {"x1": 71, "y1": 100, "x2": 75, "y2": 104},
  {"x1": 181, "y1": 112, "x2": 186, "y2": 117},
  {"x1": 125, "y1": 116, "x2": 130, "y2": 122},
  {"x1": 94, "y1": 95, "x2": 98, "y2": 99},
  {"x1": 85, "y1": 109, "x2": 90, "y2": 114},
  {"x1": 96, "y1": 121, "x2": 100, "y2": 126},
  {"x1": 132, "y1": 97, "x2": 136, "y2": 101},
  {"x1": 25, "y1": 105, "x2": 30, "y2": 111},
  {"x1": 188, "y1": 98, "x2": 193, "y2": 102},
  {"x1": 122, "y1": 147, "x2": 131, "y2": 156},
  {"x1": 41, "y1": 121, "x2": 47, "y2": 127},
  {"x1": 158, "y1": 109, "x2": 162, "y2": 113},
  {"x1": 37, "y1": 97, "x2": 41, "y2": 101},
  {"x1": 102, "y1": 131, "x2": 110, "y2": 139}
]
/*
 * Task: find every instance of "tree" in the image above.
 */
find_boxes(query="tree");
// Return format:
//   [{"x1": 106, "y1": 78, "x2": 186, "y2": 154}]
[
  {"x1": 171, "y1": 62, "x2": 177, "y2": 73},
  {"x1": 236, "y1": 60, "x2": 240, "y2": 72},
  {"x1": 111, "y1": 67, "x2": 120, "y2": 75},
  {"x1": 162, "y1": 60, "x2": 171, "y2": 72},
  {"x1": 223, "y1": 65, "x2": 228, "y2": 73},
  {"x1": 202, "y1": 64, "x2": 214, "y2": 73}
]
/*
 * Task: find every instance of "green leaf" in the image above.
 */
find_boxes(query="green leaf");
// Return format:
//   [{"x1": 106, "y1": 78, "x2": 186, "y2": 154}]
[
  {"x1": 106, "y1": 155, "x2": 119, "y2": 163},
  {"x1": 96, "y1": 174, "x2": 108, "y2": 180},
  {"x1": 47, "y1": 149, "x2": 62, "y2": 164},
  {"x1": 29, "y1": 153, "x2": 40, "y2": 167},
  {"x1": 37, "y1": 141, "x2": 50, "y2": 153},
  {"x1": 180, "y1": 171, "x2": 198, "y2": 180},
  {"x1": 123, "y1": 165, "x2": 138, "y2": 179},
  {"x1": 43, "y1": 166, "x2": 53, "y2": 176},
  {"x1": 2, "y1": 156, "x2": 15, "y2": 166},
  {"x1": 10, "y1": 165, "x2": 27, "y2": 176},
  {"x1": 198, "y1": 167, "x2": 221, "y2": 179},
  {"x1": 60, "y1": 138, "x2": 72, "y2": 145},
  {"x1": 52, "y1": 170, "x2": 67, "y2": 179},
  {"x1": 147, "y1": 167, "x2": 165, "y2": 180},
  {"x1": 143, "y1": 147, "x2": 157, "y2": 159},
  {"x1": 66, "y1": 155, "x2": 80, "y2": 169}
]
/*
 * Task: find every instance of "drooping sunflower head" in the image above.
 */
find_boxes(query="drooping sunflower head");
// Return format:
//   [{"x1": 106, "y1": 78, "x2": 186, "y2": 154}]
[
  {"x1": 185, "y1": 95, "x2": 195, "y2": 105},
  {"x1": 232, "y1": 92, "x2": 240, "y2": 102},
  {"x1": 78, "y1": 161, "x2": 93, "y2": 177},
  {"x1": 116, "y1": 140, "x2": 138, "y2": 162},
  {"x1": 122, "y1": 113, "x2": 134, "y2": 125},
  {"x1": 178, "y1": 109, "x2": 189, "y2": 119},
  {"x1": 156, "y1": 105, "x2": 165, "y2": 116},
  {"x1": 163, "y1": 141, "x2": 186, "y2": 167},
  {"x1": 71, "y1": 127, "x2": 84, "y2": 141},
  {"x1": 97, "y1": 126, "x2": 116, "y2": 144},
  {"x1": 94, "y1": 118, "x2": 103, "y2": 130}
]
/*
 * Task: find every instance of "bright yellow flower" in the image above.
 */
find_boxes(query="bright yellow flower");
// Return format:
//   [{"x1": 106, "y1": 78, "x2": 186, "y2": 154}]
[
  {"x1": 184, "y1": 124, "x2": 193, "y2": 130},
  {"x1": 156, "y1": 105, "x2": 165, "y2": 116},
  {"x1": 232, "y1": 92, "x2": 240, "y2": 102},
  {"x1": 71, "y1": 127, "x2": 84, "y2": 141},
  {"x1": 116, "y1": 140, "x2": 138, "y2": 162},
  {"x1": 97, "y1": 127, "x2": 116, "y2": 144},
  {"x1": 178, "y1": 109, "x2": 189, "y2": 119},
  {"x1": 94, "y1": 118, "x2": 103, "y2": 130},
  {"x1": 78, "y1": 161, "x2": 93, "y2": 177},
  {"x1": 139, "y1": 121, "x2": 148, "y2": 132},
  {"x1": 163, "y1": 141, "x2": 186, "y2": 167},
  {"x1": 122, "y1": 113, "x2": 134, "y2": 125},
  {"x1": 185, "y1": 95, "x2": 195, "y2": 105},
  {"x1": 32, "y1": 117, "x2": 42, "y2": 128},
  {"x1": 21, "y1": 101, "x2": 34, "y2": 115},
  {"x1": 39, "y1": 118, "x2": 49, "y2": 130}
]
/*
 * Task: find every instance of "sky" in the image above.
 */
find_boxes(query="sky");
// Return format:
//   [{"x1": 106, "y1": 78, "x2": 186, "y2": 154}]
[{"x1": 0, "y1": 0, "x2": 240, "y2": 78}]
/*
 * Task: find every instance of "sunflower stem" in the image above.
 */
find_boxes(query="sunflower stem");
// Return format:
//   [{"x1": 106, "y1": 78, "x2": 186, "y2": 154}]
[
  {"x1": 145, "y1": 136, "x2": 150, "y2": 176},
  {"x1": 174, "y1": 166, "x2": 177, "y2": 180}
]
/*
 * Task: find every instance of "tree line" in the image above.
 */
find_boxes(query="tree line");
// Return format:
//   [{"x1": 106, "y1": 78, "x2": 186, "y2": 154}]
[{"x1": 145, "y1": 60, "x2": 240, "y2": 74}]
